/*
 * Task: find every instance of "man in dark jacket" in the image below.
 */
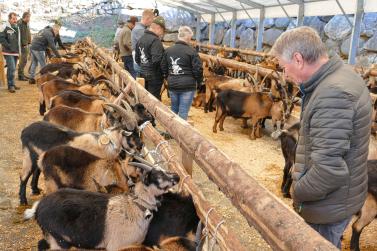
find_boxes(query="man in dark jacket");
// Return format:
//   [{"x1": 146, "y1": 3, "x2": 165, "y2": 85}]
[
  {"x1": 17, "y1": 12, "x2": 31, "y2": 81},
  {"x1": 0, "y1": 12, "x2": 20, "y2": 92},
  {"x1": 271, "y1": 26, "x2": 372, "y2": 249},
  {"x1": 161, "y1": 26, "x2": 203, "y2": 120},
  {"x1": 45, "y1": 20, "x2": 67, "y2": 58},
  {"x1": 135, "y1": 16, "x2": 165, "y2": 100},
  {"x1": 29, "y1": 24, "x2": 63, "y2": 84}
]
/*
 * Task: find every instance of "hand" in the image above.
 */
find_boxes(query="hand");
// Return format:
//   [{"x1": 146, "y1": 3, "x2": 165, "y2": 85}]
[{"x1": 65, "y1": 49, "x2": 69, "y2": 53}]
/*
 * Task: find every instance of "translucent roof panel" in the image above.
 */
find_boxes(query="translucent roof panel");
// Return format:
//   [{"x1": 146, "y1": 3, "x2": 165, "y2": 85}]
[{"x1": 158, "y1": 0, "x2": 377, "y2": 22}]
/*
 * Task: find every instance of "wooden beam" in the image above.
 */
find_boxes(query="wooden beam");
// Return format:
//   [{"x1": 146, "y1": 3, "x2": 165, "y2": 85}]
[{"x1": 192, "y1": 41, "x2": 267, "y2": 57}]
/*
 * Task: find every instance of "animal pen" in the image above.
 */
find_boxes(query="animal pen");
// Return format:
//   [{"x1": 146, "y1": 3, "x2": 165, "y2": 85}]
[{"x1": 83, "y1": 37, "x2": 337, "y2": 250}]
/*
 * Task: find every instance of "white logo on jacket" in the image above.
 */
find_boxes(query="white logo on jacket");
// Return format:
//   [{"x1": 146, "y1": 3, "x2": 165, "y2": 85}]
[
  {"x1": 139, "y1": 47, "x2": 148, "y2": 64},
  {"x1": 170, "y1": 57, "x2": 184, "y2": 75}
]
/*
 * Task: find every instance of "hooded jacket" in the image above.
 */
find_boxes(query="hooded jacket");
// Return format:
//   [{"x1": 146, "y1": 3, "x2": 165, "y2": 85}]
[
  {"x1": 0, "y1": 21, "x2": 21, "y2": 56},
  {"x1": 292, "y1": 56, "x2": 372, "y2": 224}
]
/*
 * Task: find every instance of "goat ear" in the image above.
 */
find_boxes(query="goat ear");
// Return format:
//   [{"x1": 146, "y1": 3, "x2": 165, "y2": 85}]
[{"x1": 142, "y1": 171, "x2": 151, "y2": 186}]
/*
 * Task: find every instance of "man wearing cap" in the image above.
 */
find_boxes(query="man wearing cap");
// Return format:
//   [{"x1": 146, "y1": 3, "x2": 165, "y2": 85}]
[
  {"x1": 135, "y1": 16, "x2": 165, "y2": 100},
  {"x1": 118, "y1": 16, "x2": 137, "y2": 78},
  {"x1": 29, "y1": 23, "x2": 63, "y2": 84},
  {"x1": 17, "y1": 11, "x2": 31, "y2": 81},
  {"x1": 131, "y1": 9, "x2": 155, "y2": 77}
]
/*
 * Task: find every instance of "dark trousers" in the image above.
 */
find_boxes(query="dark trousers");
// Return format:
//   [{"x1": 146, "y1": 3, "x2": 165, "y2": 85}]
[
  {"x1": 145, "y1": 78, "x2": 163, "y2": 101},
  {"x1": 122, "y1": 55, "x2": 136, "y2": 79},
  {"x1": 18, "y1": 46, "x2": 29, "y2": 77}
]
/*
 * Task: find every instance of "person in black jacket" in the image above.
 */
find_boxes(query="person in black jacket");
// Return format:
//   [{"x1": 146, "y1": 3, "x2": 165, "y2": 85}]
[
  {"x1": 29, "y1": 24, "x2": 63, "y2": 84},
  {"x1": 45, "y1": 20, "x2": 67, "y2": 58},
  {"x1": 161, "y1": 26, "x2": 203, "y2": 120},
  {"x1": 135, "y1": 16, "x2": 165, "y2": 100},
  {"x1": 0, "y1": 12, "x2": 21, "y2": 92}
]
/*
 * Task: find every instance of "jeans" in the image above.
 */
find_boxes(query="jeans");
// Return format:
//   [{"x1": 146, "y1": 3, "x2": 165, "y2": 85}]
[
  {"x1": 18, "y1": 46, "x2": 29, "y2": 77},
  {"x1": 308, "y1": 217, "x2": 351, "y2": 249},
  {"x1": 169, "y1": 90, "x2": 196, "y2": 120},
  {"x1": 30, "y1": 50, "x2": 46, "y2": 79},
  {"x1": 122, "y1": 55, "x2": 136, "y2": 79},
  {"x1": 4, "y1": 55, "x2": 18, "y2": 88},
  {"x1": 134, "y1": 63, "x2": 141, "y2": 77}
]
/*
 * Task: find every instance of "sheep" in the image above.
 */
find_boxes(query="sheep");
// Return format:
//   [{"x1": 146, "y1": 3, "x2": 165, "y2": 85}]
[
  {"x1": 271, "y1": 122, "x2": 300, "y2": 198},
  {"x1": 350, "y1": 160, "x2": 377, "y2": 251},
  {"x1": 24, "y1": 163, "x2": 180, "y2": 251},
  {"x1": 19, "y1": 106, "x2": 141, "y2": 205}
]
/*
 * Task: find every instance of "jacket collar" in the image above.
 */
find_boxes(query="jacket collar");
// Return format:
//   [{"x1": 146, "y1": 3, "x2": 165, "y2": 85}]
[
  {"x1": 145, "y1": 29, "x2": 158, "y2": 38},
  {"x1": 299, "y1": 56, "x2": 343, "y2": 95},
  {"x1": 5, "y1": 21, "x2": 17, "y2": 32},
  {"x1": 175, "y1": 40, "x2": 189, "y2": 46}
]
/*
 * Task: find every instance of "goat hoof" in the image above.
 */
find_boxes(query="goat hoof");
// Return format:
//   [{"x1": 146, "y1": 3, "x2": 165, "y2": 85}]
[
  {"x1": 282, "y1": 193, "x2": 291, "y2": 198},
  {"x1": 32, "y1": 188, "x2": 41, "y2": 195}
]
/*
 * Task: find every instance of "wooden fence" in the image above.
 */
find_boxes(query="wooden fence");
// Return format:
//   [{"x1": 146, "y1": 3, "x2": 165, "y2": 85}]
[{"x1": 84, "y1": 37, "x2": 337, "y2": 251}]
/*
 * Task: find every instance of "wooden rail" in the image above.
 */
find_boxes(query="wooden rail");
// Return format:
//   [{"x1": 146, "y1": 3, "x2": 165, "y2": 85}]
[
  {"x1": 192, "y1": 41, "x2": 268, "y2": 58},
  {"x1": 84, "y1": 37, "x2": 337, "y2": 251}
]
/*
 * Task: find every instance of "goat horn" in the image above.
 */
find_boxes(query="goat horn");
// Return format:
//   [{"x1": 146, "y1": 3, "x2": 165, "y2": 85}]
[
  {"x1": 104, "y1": 103, "x2": 138, "y2": 131},
  {"x1": 97, "y1": 79, "x2": 121, "y2": 94},
  {"x1": 128, "y1": 162, "x2": 152, "y2": 172},
  {"x1": 121, "y1": 100, "x2": 133, "y2": 111},
  {"x1": 132, "y1": 155, "x2": 155, "y2": 167}
]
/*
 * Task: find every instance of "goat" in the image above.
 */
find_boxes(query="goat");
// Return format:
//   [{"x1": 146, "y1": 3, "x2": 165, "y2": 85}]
[
  {"x1": 19, "y1": 106, "x2": 141, "y2": 205},
  {"x1": 213, "y1": 90, "x2": 285, "y2": 140},
  {"x1": 39, "y1": 78, "x2": 119, "y2": 115},
  {"x1": 37, "y1": 145, "x2": 130, "y2": 194},
  {"x1": 120, "y1": 237, "x2": 196, "y2": 251},
  {"x1": 49, "y1": 90, "x2": 107, "y2": 113},
  {"x1": 143, "y1": 192, "x2": 200, "y2": 247},
  {"x1": 271, "y1": 122, "x2": 300, "y2": 198},
  {"x1": 350, "y1": 160, "x2": 377, "y2": 251},
  {"x1": 24, "y1": 164, "x2": 180, "y2": 251}
]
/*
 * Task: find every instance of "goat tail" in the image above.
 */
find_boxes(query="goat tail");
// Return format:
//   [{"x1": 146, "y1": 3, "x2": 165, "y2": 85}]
[{"x1": 24, "y1": 201, "x2": 40, "y2": 220}]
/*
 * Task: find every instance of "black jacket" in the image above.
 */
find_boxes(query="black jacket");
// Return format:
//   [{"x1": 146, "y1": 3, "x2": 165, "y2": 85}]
[
  {"x1": 31, "y1": 27, "x2": 61, "y2": 57},
  {"x1": 0, "y1": 22, "x2": 20, "y2": 55},
  {"x1": 135, "y1": 30, "x2": 164, "y2": 81},
  {"x1": 161, "y1": 40, "x2": 203, "y2": 92}
]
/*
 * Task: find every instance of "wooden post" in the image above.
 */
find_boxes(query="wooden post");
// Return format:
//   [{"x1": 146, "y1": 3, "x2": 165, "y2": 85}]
[
  {"x1": 0, "y1": 45, "x2": 5, "y2": 86},
  {"x1": 136, "y1": 77, "x2": 145, "y2": 88}
]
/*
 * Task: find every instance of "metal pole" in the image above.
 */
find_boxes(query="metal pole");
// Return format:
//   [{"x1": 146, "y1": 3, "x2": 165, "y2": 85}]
[
  {"x1": 209, "y1": 13, "x2": 216, "y2": 45},
  {"x1": 230, "y1": 11, "x2": 237, "y2": 48},
  {"x1": 348, "y1": 0, "x2": 364, "y2": 65},
  {"x1": 196, "y1": 13, "x2": 201, "y2": 42},
  {"x1": 335, "y1": 0, "x2": 353, "y2": 28},
  {"x1": 297, "y1": 2, "x2": 304, "y2": 26},
  {"x1": 256, "y1": 7, "x2": 265, "y2": 51}
]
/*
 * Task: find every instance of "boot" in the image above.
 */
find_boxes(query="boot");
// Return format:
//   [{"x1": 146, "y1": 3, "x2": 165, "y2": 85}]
[
  {"x1": 8, "y1": 86, "x2": 15, "y2": 93},
  {"x1": 29, "y1": 78, "x2": 36, "y2": 85},
  {"x1": 18, "y1": 75, "x2": 28, "y2": 81}
]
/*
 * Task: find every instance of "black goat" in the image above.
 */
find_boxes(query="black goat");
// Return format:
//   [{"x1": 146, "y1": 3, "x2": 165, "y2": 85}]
[{"x1": 271, "y1": 122, "x2": 300, "y2": 197}]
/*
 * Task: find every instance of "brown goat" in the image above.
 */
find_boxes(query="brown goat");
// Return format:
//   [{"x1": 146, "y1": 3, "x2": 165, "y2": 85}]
[
  {"x1": 213, "y1": 90, "x2": 277, "y2": 140},
  {"x1": 49, "y1": 90, "x2": 106, "y2": 113},
  {"x1": 39, "y1": 78, "x2": 118, "y2": 115}
]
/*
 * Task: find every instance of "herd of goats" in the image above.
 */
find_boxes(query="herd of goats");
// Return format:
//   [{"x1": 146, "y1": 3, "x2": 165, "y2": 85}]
[{"x1": 14, "y1": 39, "x2": 377, "y2": 250}]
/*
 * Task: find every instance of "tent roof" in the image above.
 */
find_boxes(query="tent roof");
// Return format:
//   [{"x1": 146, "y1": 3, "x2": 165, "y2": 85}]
[{"x1": 157, "y1": 0, "x2": 377, "y2": 22}]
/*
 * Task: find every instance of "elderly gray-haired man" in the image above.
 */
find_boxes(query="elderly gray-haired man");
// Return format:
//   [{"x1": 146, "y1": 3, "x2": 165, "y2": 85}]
[
  {"x1": 270, "y1": 26, "x2": 372, "y2": 249},
  {"x1": 161, "y1": 26, "x2": 203, "y2": 120}
]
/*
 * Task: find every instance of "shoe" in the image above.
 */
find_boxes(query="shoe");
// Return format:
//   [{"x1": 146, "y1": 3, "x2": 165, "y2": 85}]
[
  {"x1": 29, "y1": 78, "x2": 36, "y2": 85},
  {"x1": 8, "y1": 87, "x2": 15, "y2": 93},
  {"x1": 18, "y1": 76, "x2": 28, "y2": 81},
  {"x1": 14, "y1": 86, "x2": 20, "y2": 90}
]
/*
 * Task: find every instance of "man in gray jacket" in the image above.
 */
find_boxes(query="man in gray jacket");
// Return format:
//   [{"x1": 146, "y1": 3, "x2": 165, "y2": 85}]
[{"x1": 271, "y1": 27, "x2": 372, "y2": 249}]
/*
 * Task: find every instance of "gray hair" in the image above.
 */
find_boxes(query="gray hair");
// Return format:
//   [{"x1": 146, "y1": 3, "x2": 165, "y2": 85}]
[
  {"x1": 270, "y1": 26, "x2": 327, "y2": 64},
  {"x1": 178, "y1": 26, "x2": 193, "y2": 40}
]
